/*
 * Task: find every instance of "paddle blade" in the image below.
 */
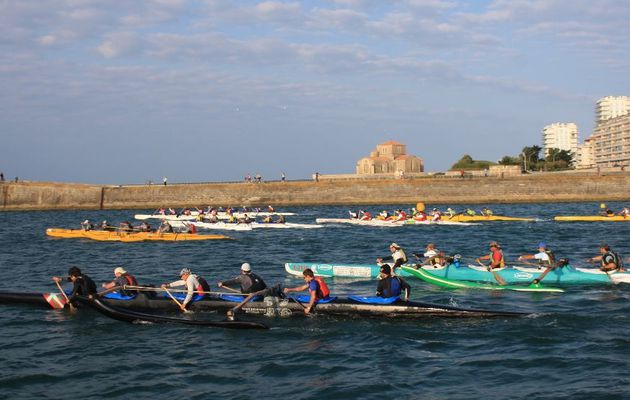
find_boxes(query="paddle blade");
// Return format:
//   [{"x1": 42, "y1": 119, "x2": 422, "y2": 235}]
[{"x1": 43, "y1": 293, "x2": 68, "y2": 309}]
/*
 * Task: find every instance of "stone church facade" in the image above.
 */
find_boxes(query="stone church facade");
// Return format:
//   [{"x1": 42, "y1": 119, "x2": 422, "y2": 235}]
[{"x1": 356, "y1": 141, "x2": 424, "y2": 175}]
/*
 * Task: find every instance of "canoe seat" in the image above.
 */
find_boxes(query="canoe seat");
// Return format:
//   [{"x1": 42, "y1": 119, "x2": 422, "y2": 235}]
[
  {"x1": 218, "y1": 294, "x2": 263, "y2": 302},
  {"x1": 162, "y1": 293, "x2": 205, "y2": 302},
  {"x1": 290, "y1": 295, "x2": 337, "y2": 304},
  {"x1": 102, "y1": 292, "x2": 137, "y2": 300},
  {"x1": 348, "y1": 295, "x2": 400, "y2": 304}
]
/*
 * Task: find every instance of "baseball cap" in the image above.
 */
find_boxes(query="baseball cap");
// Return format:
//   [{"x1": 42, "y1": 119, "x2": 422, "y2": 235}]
[
  {"x1": 114, "y1": 267, "x2": 127, "y2": 275},
  {"x1": 390, "y1": 243, "x2": 400, "y2": 249},
  {"x1": 180, "y1": 267, "x2": 191, "y2": 276},
  {"x1": 241, "y1": 263, "x2": 251, "y2": 272}
]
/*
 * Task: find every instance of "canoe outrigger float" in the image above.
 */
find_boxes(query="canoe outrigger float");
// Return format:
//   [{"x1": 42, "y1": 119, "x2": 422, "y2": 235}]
[
  {"x1": 400, "y1": 266, "x2": 564, "y2": 293},
  {"x1": 285, "y1": 262, "x2": 630, "y2": 285},
  {"x1": 0, "y1": 290, "x2": 527, "y2": 319},
  {"x1": 554, "y1": 215, "x2": 630, "y2": 222},
  {"x1": 45, "y1": 228, "x2": 231, "y2": 242}
]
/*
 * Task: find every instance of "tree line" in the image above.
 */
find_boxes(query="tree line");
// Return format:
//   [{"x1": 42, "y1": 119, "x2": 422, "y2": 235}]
[{"x1": 451, "y1": 146, "x2": 574, "y2": 172}]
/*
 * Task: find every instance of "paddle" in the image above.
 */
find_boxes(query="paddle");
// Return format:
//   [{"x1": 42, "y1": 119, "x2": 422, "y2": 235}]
[
  {"x1": 477, "y1": 260, "x2": 507, "y2": 286},
  {"x1": 162, "y1": 286, "x2": 191, "y2": 313},
  {"x1": 54, "y1": 279, "x2": 76, "y2": 311}
]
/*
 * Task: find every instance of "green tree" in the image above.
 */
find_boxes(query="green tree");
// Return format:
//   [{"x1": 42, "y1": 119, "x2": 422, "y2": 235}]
[
  {"x1": 521, "y1": 145, "x2": 542, "y2": 170},
  {"x1": 498, "y1": 156, "x2": 520, "y2": 165},
  {"x1": 451, "y1": 154, "x2": 496, "y2": 170}
]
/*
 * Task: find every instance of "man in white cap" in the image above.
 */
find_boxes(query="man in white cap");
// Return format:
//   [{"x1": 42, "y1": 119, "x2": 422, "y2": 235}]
[
  {"x1": 102, "y1": 266, "x2": 138, "y2": 296},
  {"x1": 218, "y1": 263, "x2": 268, "y2": 294},
  {"x1": 376, "y1": 243, "x2": 408, "y2": 274},
  {"x1": 162, "y1": 268, "x2": 210, "y2": 311}
]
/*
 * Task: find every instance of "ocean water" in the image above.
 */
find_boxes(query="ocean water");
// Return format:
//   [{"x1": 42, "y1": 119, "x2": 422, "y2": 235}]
[{"x1": 0, "y1": 202, "x2": 629, "y2": 400}]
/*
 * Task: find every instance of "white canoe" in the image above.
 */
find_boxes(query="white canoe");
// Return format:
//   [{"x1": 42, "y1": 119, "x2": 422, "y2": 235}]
[
  {"x1": 169, "y1": 221, "x2": 253, "y2": 231},
  {"x1": 315, "y1": 218, "x2": 475, "y2": 227},
  {"x1": 250, "y1": 222, "x2": 323, "y2": 229}
]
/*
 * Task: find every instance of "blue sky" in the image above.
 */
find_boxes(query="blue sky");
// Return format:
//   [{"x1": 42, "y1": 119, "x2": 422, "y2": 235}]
[{"x1": 2, "y1": 0, "x2": 630, "y2": 184}]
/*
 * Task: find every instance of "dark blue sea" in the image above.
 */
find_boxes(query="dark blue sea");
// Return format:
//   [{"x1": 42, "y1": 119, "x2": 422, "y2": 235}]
[{"x1": 1, "y1": 202, "x2": 629, "y2": 400}]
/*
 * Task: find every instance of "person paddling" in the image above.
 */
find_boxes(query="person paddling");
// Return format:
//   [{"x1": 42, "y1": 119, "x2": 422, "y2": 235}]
[
  {"x1": 518, "y1": 242, "x2": 554, "y2": 268},
  {"x1": 218, "y1": 263, "x2": 267, "y2": 294},
  {"x1": 158, "y1": 220, "x2": 173, "y2": 233},
  {"x1": 376, "y1": 243, "x2": 408, "y2": 274},
  {"x1": 102, "y1": 267, "x2": 138, "y2": 296},
  {"x1": 476, "y1": 241, "x2": 505, "y2": 270},
  {"x1": 161, "y1": 268, "x2": 210, "y2": 311},
  {"x1": 588, "y1": 244, "x2": 625, "y2": 272},
  {"x1": 283, "y1": 268, "x2": 330, "y2": 315},
  {"x1": 376, "y1": 265, "x2": 410, "y2": 301},
  {"x1": 413, "y1": 243, "x2": 444, "y2": 267},
  {"x1": 52, "y1": 267, "x2": 97, "y2": 304}
]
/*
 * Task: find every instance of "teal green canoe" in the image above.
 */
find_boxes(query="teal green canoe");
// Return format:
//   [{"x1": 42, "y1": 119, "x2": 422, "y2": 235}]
[{"x1": 400, "y1": 266, "x2": 565, "y2": 293}]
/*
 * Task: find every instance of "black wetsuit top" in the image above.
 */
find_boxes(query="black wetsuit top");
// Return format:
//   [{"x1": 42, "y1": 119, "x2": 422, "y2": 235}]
[
  {"x1": 376, "y1": 276, "x2": 411, "y2": 298},
  {"x1": 69, "y1": 275, "x2": 97, "y2": 300},
  {"x1": 221, "y1": 273, "x2": 267, "y2": 294}
]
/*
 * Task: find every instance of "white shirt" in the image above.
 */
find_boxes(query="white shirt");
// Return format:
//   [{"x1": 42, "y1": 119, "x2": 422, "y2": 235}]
[
  {"x1": 534, "y1": 252, "x2": 550, "y2": 263},
  {"x1": 168, "y1": 274, "x2": 201, "y2": 306}
]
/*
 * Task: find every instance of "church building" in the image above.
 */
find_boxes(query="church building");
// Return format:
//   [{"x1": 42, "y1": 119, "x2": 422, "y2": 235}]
[{"x1": 356, "y1": 141, "x2": 424, "y2": 175}]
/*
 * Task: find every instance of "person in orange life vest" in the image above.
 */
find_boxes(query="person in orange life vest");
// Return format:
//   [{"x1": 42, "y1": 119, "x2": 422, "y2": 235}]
[
  {"x1": 283, "y1": 268, "x2": 330, "y2": 315},
  {"x1": 161, "y1": 268, "x2": 210, "y2": 310},
  {"x1": 476, "y1": 241, "x2": 505, "y2": 270},
  {"x1": 102, "y1": 266, "x2": 138, "y2": 296},
  {"x1": 359, "y1": 210, "x2": 372, "y2": 220},
  {"x1": 414, "y1": 210, "x2": 427, "y2": 221}
]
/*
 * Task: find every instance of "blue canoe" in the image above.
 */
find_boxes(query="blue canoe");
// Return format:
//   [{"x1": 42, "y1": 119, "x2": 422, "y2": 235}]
[{"x1": 285, "y1": 262, "x2": 630, "y2": 285}]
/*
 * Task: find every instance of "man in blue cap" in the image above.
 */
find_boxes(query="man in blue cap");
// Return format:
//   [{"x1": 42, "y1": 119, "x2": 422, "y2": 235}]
[{"x1": 518, "y1": 242, "x2": 554, "y2": 267}]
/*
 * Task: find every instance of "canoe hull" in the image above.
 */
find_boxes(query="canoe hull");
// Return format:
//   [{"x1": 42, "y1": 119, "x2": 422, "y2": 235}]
[
  {"x1": 45, "y1": 228, "x2": 231, "y2": 241},
  {"x1": 554, "y1": 215, "x2": 630, "y2": 222}
]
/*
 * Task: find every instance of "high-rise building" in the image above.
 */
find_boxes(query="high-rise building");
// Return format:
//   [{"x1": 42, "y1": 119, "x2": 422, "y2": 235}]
[
  {"x1": 542, "y1": 123, "x2": 579, "y2": 156},
  {"x1": 596, "y1": 96, "x2": 630, "y2": 122},
  {"x1": 575, "y1": 136, "x2": 595, "y2": 169},
  {"x1": 592, "y1": 113, "x2": 630, "y2": 167}
]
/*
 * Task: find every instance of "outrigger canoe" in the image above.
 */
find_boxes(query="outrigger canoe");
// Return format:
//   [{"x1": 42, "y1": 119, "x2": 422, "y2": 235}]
[
  {"x1": 400, "y1": 266, "x2": 564, "y2": 293},
  {"x1": 442, "y1": 215, "x2": 534, "y2": 222},
  {"x1": 135, "y1": 211, "x2": 296, "y2": 221},
  {"x1": 45, "y1": 228, "x2": 231, "y2": 241},
  {"x1": 0, "y1": 291, "x2": 526, "y2": 319},
  {"x1": 554, "y1": 215, "x2": 630, "y2": 222},
  {"x1": 170, "y1": 221, "x2": 322, "y2": 230},
  {"x1": 285, "y1": 262, "x2": 630, "y2": 285},
  {"x1": 315, "y1": 218, "x2": 475, "y2": 226}
]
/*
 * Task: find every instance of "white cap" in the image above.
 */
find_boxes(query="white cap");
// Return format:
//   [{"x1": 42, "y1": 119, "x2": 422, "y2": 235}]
[
  {"x1": 114, "y1": 267, "x2": 127, "y2": 275},
  {"x1": 241, "y1": 263, "x2": 251, "y2": 272}
]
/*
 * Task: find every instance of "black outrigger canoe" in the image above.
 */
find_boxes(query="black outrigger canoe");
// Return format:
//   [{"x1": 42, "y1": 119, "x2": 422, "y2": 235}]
[{"x1": 0, "y1": 291, "x2": 526, "y2": 319}]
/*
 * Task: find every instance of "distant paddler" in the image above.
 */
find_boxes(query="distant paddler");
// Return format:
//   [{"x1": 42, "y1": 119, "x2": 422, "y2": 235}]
[
  {"x1": 275, "y1": 215, "x2": 286, "y2": 224},
  {"x1": 481, "y1": 207, "x2": 494, "y2": 216},
  {"x1": 81, "y1": 219, "x2": 94, "y2": 231},
  {"x1": 161, "y1": 268, "x2": 210, "y2": 312},
  {"x1": 283, "y1": 268, "x2": 331, "y2": 315},
  {"x1": 100, "y1": 220, "x2": 115, "y2": 231},
  {"x1": 465, "y1": 208, "x2": 477, "y2": 216},
  {"x1": 394, "y1": 209, "x2": 407, "y2": 221},
  {"x1": 618, "y1": 207, "x2": 630, "y2": 217},
  {"x1": 138, "y1": 221, "x2": 152, "y2": 232},
  {"x1": 430, "y1": 208, "x2": 442, "y2": 221},
  {"x1": 377, "y1": 243, "x2": 408, "y2": 274},
  {"x1": 517, "y1": 242, "x2": 555, "y2": 267},
  {"x1": 445, "y1": 207, "x2": 456, "y2": 217},
  {"x1": 359, "y1": 210, "x2": 372, "y2": 220},
  {"x1": 102, "y1": 267, "x2": 138, "y2": 296},
  {"x1": 587, "y1": 244, "x2": 625, "y2": 272},
  {"x1": 158, "y1": 220, "x2": 174, "y2": 233},
  {"x1": 376, "y1": 265, "x2": 410, "y2": 301},
  {"x1": 239, "y1": 213, "x2": 253, "y2": 224},
  {"x1": 598, "y1": 203, "x2": 614, "y2": 217}
]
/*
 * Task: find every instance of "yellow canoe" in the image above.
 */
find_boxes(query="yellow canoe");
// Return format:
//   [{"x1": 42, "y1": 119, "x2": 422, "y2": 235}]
[
  {"x1": 46, "y1": 228, "x2": 231, "y2": 241},
  {"x1": 442, "y1": 215, "x2": 534, "y2": 222},
  {"x1": 554, "y1": 215, "x2": 630, "y2": 222}
]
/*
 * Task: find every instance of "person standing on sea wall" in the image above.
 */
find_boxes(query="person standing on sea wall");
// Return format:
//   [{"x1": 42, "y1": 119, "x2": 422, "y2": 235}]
[
  {"x1": 0, "y1": 172, "x2": 4, "y2": 182},
  {"x1": 163, "y1": 177, "x2": 168, "y2": 186}
]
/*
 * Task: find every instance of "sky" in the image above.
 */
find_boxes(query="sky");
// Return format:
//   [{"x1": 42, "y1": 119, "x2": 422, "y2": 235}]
[{"x1": 2, "y1": 0, "x2": 630, "y2": 184}]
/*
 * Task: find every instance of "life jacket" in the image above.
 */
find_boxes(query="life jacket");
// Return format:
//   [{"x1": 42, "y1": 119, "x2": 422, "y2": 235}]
[
  {"x1": 544, "y1": 250, "x2": 555, "y2": 266},
  {"x1": 603, "y1": 251, "x2": 623, "y2": 270},
  {"x1": 488, "y1": 249, "x2": 505, "y2": 268},
  {"x1": 314, "y1": 277, "x2": 330, "y2": 299},
  {"x1": 386, "y1": 276, "x2": 402, "y2": 297},
  {"x1": 187, "y1": 224, "x2": 197, "y2": 234},
  {"x1": 195, "y1": 275, "x2": 210, "y2": 296},
  {"x1": 122, "y1": 274, "x2": 137, "y2": 286}
]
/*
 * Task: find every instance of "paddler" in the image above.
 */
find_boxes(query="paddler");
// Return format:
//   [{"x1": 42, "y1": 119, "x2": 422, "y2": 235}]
[
  {"x1": 218, "y1": 263, "x2": 268, "y2": 294},
  {"x1": 431, "y1": 208, "x2": 442, "y2": 221},
  {"x1": 275, "y1": 215, "x2": 286, "y2": 224},
  {"x1": 262, "y1": 215, "x2": 273, "y2": 223},
  {"x1": 359, "y1": 210, "x2": 372, "y2": 220},
  {"x1": 413, "y1": 243, "x2": 444, "y2": 266},
  {"x1": 618, "y1": 207, "x2": 630, "y2": 217},
  {"x1": 161, "y1": 268, "x2": 210, "y2": 311},
  {"x1": 81, "y1": 219, "x2": 94, "y2": 231},
  {"x1": 518, "y1": 242, "x2": 554, "y2": 267},
  {"x1": 376, "y1": 243, "x2": 408, "y2": 274},
  {"x1": 102, "y1": 266, "x2": 138, "y2": 296},
  {"x1": 587, "y1": 244, "x2": 625, "y2": 272},
  {"x1": 446, "y1": 207, "x2": 456, "y2": 217},
  {"x1": 283, "y1": 268, "x2": 330, "y2": 315},
  {"x1": 138, "y1": 221, "x2": 152, "y2": 232},
  {"x1": 476, "y1": 241, "x2": 505, "y2": 270},
  {"x1": 465, "y1": 208, "x2": 476, "y2": 216},
  {"x1": 100, "y1": 220, "x2": 115, "y2": 231},
  {"x1": 239, "y1": 213, "x2": 253, "y2": 224},
  {"x1": 481, "y1": 207, "x2": 494, "y2": 216},
  {"x1": 52, "y1": 267, "x2": 97, "y2": 302},
  {"x1": 376, "y1": 265, "x2": 410, "y2": 301},
  {"x1": 158, "y1": 220, "x2": 173, "y2": 233}
]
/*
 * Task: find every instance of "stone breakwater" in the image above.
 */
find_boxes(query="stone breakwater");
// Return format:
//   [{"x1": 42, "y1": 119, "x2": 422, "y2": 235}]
[{"x1": 2, "y1": 173, "x2": 629, "y2": 211}]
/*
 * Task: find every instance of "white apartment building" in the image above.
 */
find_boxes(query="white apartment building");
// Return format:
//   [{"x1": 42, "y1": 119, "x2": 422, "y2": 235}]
[
  {"x1": 596, "y1": 96, "x2": 630, "y2": 122},
  {"x1": 575, "y1": 136, "x2": 595, "y2": 169},
  {"x1": 542, "y1": 122, "x2": 579, "y2": 156},
  {"x1": 592, "y1": 113, "x2": 630, "y2": 167}
]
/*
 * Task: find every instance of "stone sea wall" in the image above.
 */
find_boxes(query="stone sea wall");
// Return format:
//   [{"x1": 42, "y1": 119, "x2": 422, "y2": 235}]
[{"x1": 2, "y1": 173, "x2": 630, "y2": 211}]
